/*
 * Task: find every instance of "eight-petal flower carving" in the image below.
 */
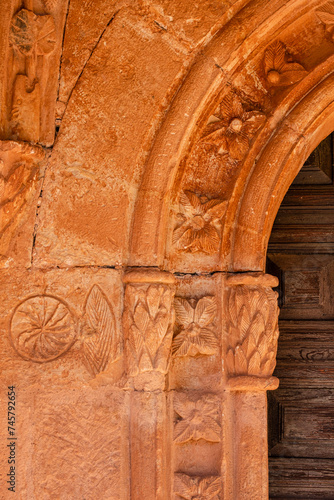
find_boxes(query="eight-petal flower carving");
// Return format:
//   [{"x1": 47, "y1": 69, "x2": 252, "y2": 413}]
[
  {"x1": 173, "y1": 191, "x2": 227, "y2": 254},
  {"x1": 201, "y1": 93, "x2": 266, "y2": 161},
  {"x1": 10, "y1": 295, "x2": 76, "y2": 362},
  {"x1": 173, "y1": 394, "x2": 221, "y2": 443},
  {"x1": 264, "y1": 40, "x2": 308, "y2": 87},
  {"x1": 172, "y1": 296, "x2": 218, "y2": 357},
  {"x1": 174, "y1": 473, "x2": 221, "y2": 500}
]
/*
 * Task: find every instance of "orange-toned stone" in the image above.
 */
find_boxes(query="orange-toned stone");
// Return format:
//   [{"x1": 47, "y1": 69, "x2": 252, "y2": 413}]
[{"x1": 2, "y1": 1, "x2": 334, "y2": 498}]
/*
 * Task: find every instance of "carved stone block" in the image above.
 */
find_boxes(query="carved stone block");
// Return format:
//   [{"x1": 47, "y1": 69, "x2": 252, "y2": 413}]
[
  {"x1": 0, "y1": 1, "x2": 69, "y2": 146},
  {"x1": 0, "y1": 140, "x2": 45, "y2": 268},
  {"x1": 225, "y1": 274, "x2": 280, "y2": 382},
  {"x1": 123, "y1": 270, "x2": 175, "y2": 390}
]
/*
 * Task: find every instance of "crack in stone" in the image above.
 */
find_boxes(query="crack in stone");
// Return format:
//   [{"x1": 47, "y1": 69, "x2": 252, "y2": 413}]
[{"x1": 56, "y1": 7, "x2": 121, "y2": 136}]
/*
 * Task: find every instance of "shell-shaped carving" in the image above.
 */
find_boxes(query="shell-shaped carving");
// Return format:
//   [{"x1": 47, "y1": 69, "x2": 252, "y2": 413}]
[
  {"x1": 10, "y1": 295, "x2": 76, "y2": 362},
  {"x1": 10, "y1": 9, "x2": 56, "y2": 56}
]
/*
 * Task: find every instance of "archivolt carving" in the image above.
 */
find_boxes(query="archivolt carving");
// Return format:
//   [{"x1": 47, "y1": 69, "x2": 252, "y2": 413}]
[
  {"x1": 264, "y1": 40, "x2": 308, "y2": 87},
  {"x1": 226, "y1": 283, "x2": 279, "y2": 377},
  {"x1": 316, "y1": 3, "x2": 334, "y2": 41},
  {"x1": 172, "y1": 296, "x2": 218, "y2": 357},
  {"x1": 173, "y1": 393, "x2": 221, "y2": 444},
  {"x1": 201, "y1": 92, "x2": 266, "y2": 161},
  {"x1": 173, "y1": 191, "x2": 227, "y2": 254},
  {"x1": 123, "y1": 283, "x2": 175, "y2": 376},
  {"x1": 174, "y1": 473, "x2": 221, "y2": 500}
]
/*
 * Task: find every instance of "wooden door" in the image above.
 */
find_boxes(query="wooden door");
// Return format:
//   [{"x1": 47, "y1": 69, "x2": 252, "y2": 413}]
[{"x1": 267, "y1": 134, "x2": 334, "y2": 499}]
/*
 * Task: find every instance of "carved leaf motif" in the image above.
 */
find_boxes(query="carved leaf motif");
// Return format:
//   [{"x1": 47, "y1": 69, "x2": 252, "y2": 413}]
[
  {"x1": 35, "y1": 15, "x2": 57, "y2": 55},
  {"x1": 173, "y1": 191, "x2": 227, "y2": 254},
  {"x1": 10, "y1": 9, "x2": 56, "y2": 57},
  {"x1": 264, "y1": 40, "x2": 308, "y2": 87},
  {"x1": 173, "y1": 296, "x2": 218, "y2": 357},
  {"x1": 81, "y1": 285, "x2": 120, "y2": 376},
  {"x1": 10, "y1": 295, "x2": 76, "y2": 362},
  {"x1": 316, "y1": 3, "x2": 334, "y2": 39},
  {"x1": 201, "y1": 92, "x2": 266, "y2": 161},
  {"x1": 124, "y1": 284, "x2": 174, "y2": 376},
  {"x1": 226, "y1": 285, "x2": 279, "y2": 377},
  {"x1": 173, "y1": 394, "x2": 221, "y2": 444},
  {"x1": 174, "y1": 473, "x2": 221, "y2": 500}
]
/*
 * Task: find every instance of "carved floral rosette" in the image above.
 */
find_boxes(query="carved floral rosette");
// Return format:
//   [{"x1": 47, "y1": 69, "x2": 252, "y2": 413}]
[
  {"x1": 123, "y1": 270, "x2": 175, "y2": 389},
  {"x1": 225, "y1": 273, "x2": 280, "y2": 391}
]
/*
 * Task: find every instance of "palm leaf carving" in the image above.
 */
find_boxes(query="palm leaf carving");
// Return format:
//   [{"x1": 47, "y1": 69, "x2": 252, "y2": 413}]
[
  {"x1": 226, "y1": 285, "x2": 279, "y2": 377},
  {"x1": 81, "y1": 285, "x2": 120, "y2": 376},
  {"x1": 124, "y1": 284, "x2": 175, "y2": 377}
]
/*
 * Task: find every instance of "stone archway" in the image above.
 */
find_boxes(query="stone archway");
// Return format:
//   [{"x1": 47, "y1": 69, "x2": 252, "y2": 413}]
[{"x1": 1, "y1": 0, "x2": 334, "y2": 498}]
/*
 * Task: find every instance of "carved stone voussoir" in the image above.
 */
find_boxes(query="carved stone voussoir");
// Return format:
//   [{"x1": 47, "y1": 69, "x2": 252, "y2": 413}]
[
  {"x1": 201, "y1": 92, "x2": 266, "y2": 161},
  {"x1": 173, "y1": 191, "x2": 227, "y2": 254},
  {"x1": 316, "y1": 3, "x2": 334, "y2": 42},
  {"x1": 264, "y1": 40, "x2": 308, "y2": 87},
  {"x1": 123, "y1": 270, "x2": 175, "y2": 389},
  {"x1": 225, "y1": 274, "x2": 280, "y2": 387}
]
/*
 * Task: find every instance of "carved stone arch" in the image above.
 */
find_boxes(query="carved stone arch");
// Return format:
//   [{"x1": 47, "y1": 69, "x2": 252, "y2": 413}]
[
  {"x1": 125, "y1": 1, "x2": 334, "y2": 498},
  {"x1": 129, "y1": 0, "x2": 330, "y2": 270},
  {"x1": 2, "y1": 0, "x2": 334, "y2": 498}
]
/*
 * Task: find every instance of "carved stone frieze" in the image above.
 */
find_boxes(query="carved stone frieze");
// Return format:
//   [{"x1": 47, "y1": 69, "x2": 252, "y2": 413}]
[
  {"x1": 201, "y1": 92, "x2": 266, "y2": 161},
  {"x1": 264, "y1": 41, "x2": 308, "y2": 87},
  {"x1": 172, "y1": 296, "x2": 218, "y2": 357},
  {"x1": 8, "y1": 284, "x2": 121, "y2": 377},
  {"x1": 225, "y1": 274, "x2": 279, "y2": 381},
  {"x1": 174, "y1": 473, "x2": 221, "y2": 500},
  {"x1": 173, "y1": 191, "x2": 227, "y2": 254},
  {"x1": 123, "y1": 270, "x2": 175, "y2": 387},
  {"x1": 173, "y1": 393, "x2": 221, "y2": 444}
]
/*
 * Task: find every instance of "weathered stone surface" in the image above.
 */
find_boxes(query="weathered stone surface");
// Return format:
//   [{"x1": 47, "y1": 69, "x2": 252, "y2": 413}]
[
  {"x1": 0, "y1": 140, "x2": 45, "y2": 268},
  {"x1": 34, "y1": 7, "x2": 185, "y2": 267},
  {"x1": 0, "y1": 0, "x2": 69, "y2": 146},
  {"x1": 1, "y1": 1, "x2": 334, "y2": 498}
]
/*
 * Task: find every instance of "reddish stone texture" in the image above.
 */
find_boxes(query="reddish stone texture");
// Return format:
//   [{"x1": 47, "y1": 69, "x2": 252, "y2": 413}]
[{"x1": 1, "y1": 1, "x2": 334, "y2": 498}]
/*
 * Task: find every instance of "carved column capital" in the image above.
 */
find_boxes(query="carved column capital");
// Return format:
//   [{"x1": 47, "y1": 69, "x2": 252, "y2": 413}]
[
  {"x1": 225, "y1": 273, "x2": 280, "y2": 391},
  {"x1": 123, "y1": 268, "x2": 175, "y2": 391}
]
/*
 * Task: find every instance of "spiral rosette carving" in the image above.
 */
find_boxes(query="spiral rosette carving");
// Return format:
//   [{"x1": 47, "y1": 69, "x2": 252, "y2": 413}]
[
  {"x1": 10, "y1": 295, "x2": 76, "y2": 362},
  {"x1": 226, "y1": 285, "x2": 279, "y2": 377}
]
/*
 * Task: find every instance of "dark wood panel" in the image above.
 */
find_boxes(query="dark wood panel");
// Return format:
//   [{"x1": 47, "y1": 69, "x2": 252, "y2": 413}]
[
  {"x1": 268, "y1": 134, "x2": 334, "y2": 498},
  {"x1": 267, "y1": 254, "x2": 334, "y2": 319},
  {"x1": 269, "y1": 458, "x2": 334, "y2": 499},
  {"x1": 292, "y1": 134, "x2": 332, "y2": 186}
]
